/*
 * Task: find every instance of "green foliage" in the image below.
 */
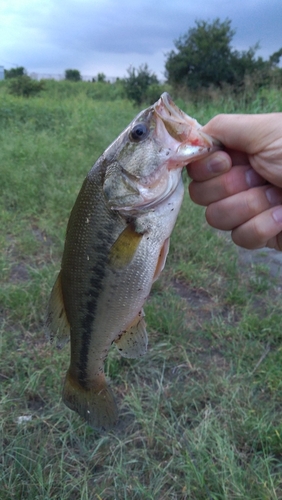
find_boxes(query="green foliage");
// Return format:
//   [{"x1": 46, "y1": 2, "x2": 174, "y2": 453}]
[
  {"x1": 97, "y1": 72, "x2": 106, "y2": 82},
  {"x1": 1, "y1": 82, "x2": 282, "y2": 499},
  {"x1": 165, "y1": 18, "x2": 272, "y2": 90},
  {"x1": 4, "y1": 66, "x2": 26, "y2": 79},
  {"x1": 230, "y1": 44, "x2": 273, "y2": 88},
  {"x1": 7, "y1": 75, "x2": 45, "y2": 98},
  {"x1": 269, "y1": 48, "x2": 282, "y2": 67},
  {"x1": 123, "y1": 63, "x2": 160, "y2": 105},
  {"x1": 2, "y1": 78, "x2": 127, "y2": 102},
  {"x1": 166, "y1": 19, "x2": 234, "y2": 88},
  {"x1": 145, "y1": 83, "x2": 167, "y2": 105},
  {"x1": 85, "y1": 80, "x2": 126, "y2": 101},
  {"x1": 64, "y1": 68, "x2": 81, "y2": 81}
]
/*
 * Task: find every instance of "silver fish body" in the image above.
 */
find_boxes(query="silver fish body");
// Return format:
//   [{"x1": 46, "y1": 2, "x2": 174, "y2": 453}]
[{"x1": 47, "y1": 93, "x2": 219, "y2": 430}]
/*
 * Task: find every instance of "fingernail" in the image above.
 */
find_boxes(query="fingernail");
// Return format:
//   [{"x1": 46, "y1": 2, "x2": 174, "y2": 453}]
[
  {"x1": 207, "y1": 156, "x2": 229, "y2": 173},
  {"x1": 266, "y1": 187, "x2": 281, "y2": 206},
  {"x1": 272, "y1": 207, "x2": 282, "y2": 223},
  {"x1": 245, "y1": 169, "x2": 263, "y2": 188}
]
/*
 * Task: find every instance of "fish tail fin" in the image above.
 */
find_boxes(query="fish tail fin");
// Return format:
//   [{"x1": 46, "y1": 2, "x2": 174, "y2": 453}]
[{"x1": 62, "y1": 371, "x2": 118, "y2": 431}]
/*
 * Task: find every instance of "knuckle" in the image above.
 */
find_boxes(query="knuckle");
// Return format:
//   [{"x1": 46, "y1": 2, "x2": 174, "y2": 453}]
[
  {"x1": 188, "y1": 181, "x2": 198, "y2": 202},
  {"x1": 221, "y1": 169, "x2": 242, "y2": 197},
  {"x1": 232, "y1": 217, "x2": 266, "y2": 249},
  {"x1": 244, "y1": 190, "x2": 263, "y2": 216},
  {"x1": 205, "y1": 205, "x2": 217, "y2": 227},
  {"x1": 251, "y1": 217, "x2": 267, "y2": 244},
  {"x1": 221, "y1": 174, "x2": 234, "y2": 197},
  {"x1": 189, "y1": 181, "x2": 207, "y2": 206}
]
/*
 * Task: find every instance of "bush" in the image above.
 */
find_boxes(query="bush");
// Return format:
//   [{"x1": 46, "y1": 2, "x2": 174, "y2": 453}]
[
  {"x1": 97, "y1": 73, "x2": 107, "y2": 83},
  {"x1": 145, "y1": 83, "x2": 168, "y2": 105},
  {"x1": 5, "y1": 67, "x2": 26, "y2": 79},
  {"x1": 123, "y1": 64, "x2": 159, "y2": 105},
  {"x1": 7, "y1": 76, "x2": 45, "y2": 98}
]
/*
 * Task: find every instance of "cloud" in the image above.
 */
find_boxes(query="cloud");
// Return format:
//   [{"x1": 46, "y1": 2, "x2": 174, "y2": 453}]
[{"x1": 0, "y1": 0, "x2": 281, "y2": 78}]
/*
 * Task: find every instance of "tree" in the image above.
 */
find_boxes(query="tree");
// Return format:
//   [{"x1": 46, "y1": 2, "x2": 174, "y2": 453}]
[
  {"x1": 123, "y1": 64, "x2": 159, "y2": 105},
  {"x1": 7, "y1": 75, "x2": 45, "y2": 97},
  {"x1": 5, "y1": 66, "x2": 26, "y2": 79},
  {"x1": 230, "y1": 44, "x2": 268, "y2": 84},
  {"x1": 269, "y1": 48, "x2": 282, "y2": 67},
  {"x1": 65, "y1": 69, "x2": 81, "y2": 82},
  {"x1": 165, "y1": 19, "x2": 268, "y2": 89},
  {"x1": 165, "y1": 19, "x2": 235, "y2": 88}
]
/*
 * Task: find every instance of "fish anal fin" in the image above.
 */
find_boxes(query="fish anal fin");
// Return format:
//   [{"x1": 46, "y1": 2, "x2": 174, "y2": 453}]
[
  {"x1": 153, "y1": 237, "x2": 170, "y2": 283},
  {"x1": 114, "y1": 309, "x2": 148, "y2": 358},
  {"x1": 46, "y1": 271, "x2": 70, "y2": 348},
  {"x1": 62, "y1": 370, "x2": 118, "y2": 431},
  {"x1": 109, "y1": 223, "x2": 143, "y2": 269}
]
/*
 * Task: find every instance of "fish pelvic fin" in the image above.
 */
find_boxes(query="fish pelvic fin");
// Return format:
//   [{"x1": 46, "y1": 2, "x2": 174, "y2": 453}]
[
  {"x1": 46, "y1": 271, "x2": 70, "y2": 348},
  {"x1": 109, "y1": 223, "x2": 143, "y2": 269},
  {"x1": 62, "y1": 371, "x2": 118, "y2": 431},
  {"x1": 114, "y1": 309, "x2": 148, "y2": 358}
]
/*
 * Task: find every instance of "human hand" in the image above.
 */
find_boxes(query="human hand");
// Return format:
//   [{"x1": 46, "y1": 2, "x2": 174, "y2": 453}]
[{"x1": 187, "y1": 113, "x2": 282, "y2": 250}]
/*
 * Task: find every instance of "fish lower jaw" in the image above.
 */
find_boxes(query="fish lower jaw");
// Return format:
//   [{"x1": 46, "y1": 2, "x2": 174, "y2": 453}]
[{"x1": 175, "y1": 143, "x2": 218, "y2": 162}]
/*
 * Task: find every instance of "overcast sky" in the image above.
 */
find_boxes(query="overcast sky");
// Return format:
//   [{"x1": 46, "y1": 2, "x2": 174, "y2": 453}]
[{"x1": 1, "y1": 0, "x2": 281, "y2": 80}]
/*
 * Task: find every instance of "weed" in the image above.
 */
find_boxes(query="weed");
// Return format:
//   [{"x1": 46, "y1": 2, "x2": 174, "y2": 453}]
[{"x1": 1, "y1": 82, "x2": 282, "y2": 499}]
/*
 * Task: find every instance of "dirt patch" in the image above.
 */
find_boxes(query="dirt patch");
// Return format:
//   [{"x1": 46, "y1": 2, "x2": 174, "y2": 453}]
[
  {"x1": 237, "y1": 245, "x2": 282, "y2": 280},
  {"x1": 31, "y1": 225, "x2": 53, "y2": 246},
  {"x1": 9, "y1": 262, "x2": 30, "y2": 282},
  {"x1": 5, "y1": 223, "x2": 55, "y2": 284},
  {"x1": 219, "y1": 230, "x2": 282, "y2": 281},
  {"x1": 171, "y1": 276, "x2": 234, "y2": 327},
  {"x1": 172, "y1": 278, "x2": 213, "y2": 307}
]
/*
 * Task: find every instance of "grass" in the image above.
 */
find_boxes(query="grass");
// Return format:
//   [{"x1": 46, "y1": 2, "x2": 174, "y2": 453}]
[{"x1": 1, "y1": 80, "x2": 282, "y2": 499}]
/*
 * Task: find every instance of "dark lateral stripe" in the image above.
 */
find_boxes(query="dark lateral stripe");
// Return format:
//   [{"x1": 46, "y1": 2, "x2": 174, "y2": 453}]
[{"x1": 78, "y1": 226, "x2": 113, "y2": 386}]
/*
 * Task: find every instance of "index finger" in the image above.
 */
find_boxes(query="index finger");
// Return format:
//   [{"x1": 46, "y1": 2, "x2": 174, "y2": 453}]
[{"x1": 187, "y1": 150, "x2": 231, "y2": 182}]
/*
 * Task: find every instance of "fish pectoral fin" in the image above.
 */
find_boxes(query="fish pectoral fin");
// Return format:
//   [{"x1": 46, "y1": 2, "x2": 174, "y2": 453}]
[
  {"x1": 114, "y1": 309, "x2": 148, "y2": 358},
  {"x1": 46, "y1": 271, "x2": 70, "y2": 348},
  {"x1": 153, "y1": 237, "x2": 170, "y2": 282},
  {"x1": 109, "y1": 223, "x2": 143, "y2": 269}
]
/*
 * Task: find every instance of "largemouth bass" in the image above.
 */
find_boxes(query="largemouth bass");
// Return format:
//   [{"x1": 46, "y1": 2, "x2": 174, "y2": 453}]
[{"x1": 47, "y1": 93, "x2": 218, "y2": 430}]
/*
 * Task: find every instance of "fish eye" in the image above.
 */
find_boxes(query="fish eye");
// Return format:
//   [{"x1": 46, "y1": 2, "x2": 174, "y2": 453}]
[{"x1": 130, "y1": 123, "x2": 149, "y2": 142}]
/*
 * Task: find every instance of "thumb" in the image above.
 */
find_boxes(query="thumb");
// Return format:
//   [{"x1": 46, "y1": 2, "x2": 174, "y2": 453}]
[
  {"x1": 202, "y1": 113, "x2": 282, "y2": 187},
  {"x1": 202, "y1": 113, "x2": 280, "y2": 155}
]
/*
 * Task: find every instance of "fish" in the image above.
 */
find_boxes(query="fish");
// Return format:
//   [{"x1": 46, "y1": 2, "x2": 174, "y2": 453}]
[{"x1": 47, "y1": 92, "x2": 219, "y2": 430}]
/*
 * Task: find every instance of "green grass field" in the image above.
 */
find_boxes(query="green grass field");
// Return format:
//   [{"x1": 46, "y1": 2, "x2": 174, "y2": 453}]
[{"x1": 1, "y1": 80, "x2": 282, "y2": 499}]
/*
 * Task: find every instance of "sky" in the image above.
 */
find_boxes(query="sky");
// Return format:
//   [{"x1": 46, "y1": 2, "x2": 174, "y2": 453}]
[{"x1": 1, "y1": 0, "x2": 282, "y2": 80}]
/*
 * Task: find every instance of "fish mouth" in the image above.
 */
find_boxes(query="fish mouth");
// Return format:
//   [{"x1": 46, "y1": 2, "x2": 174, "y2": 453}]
[
  {"x1": 128, "y1": 93, "x2": 220, "y2": 209},
  {"x1": 154, "y1": 92, "x2": 221, "y2": 163}
]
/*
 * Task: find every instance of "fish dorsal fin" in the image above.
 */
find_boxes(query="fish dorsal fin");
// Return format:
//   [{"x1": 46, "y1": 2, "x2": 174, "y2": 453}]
[
  {"x1": 114, "y1": 309, "x2": 148, "y2": 358},
  {"x1": 109, "y1": 223, "x2": 143, "y2": 270},
  {"x1": 46, "y1": 271, "x2": 70, "y2": 348}
]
